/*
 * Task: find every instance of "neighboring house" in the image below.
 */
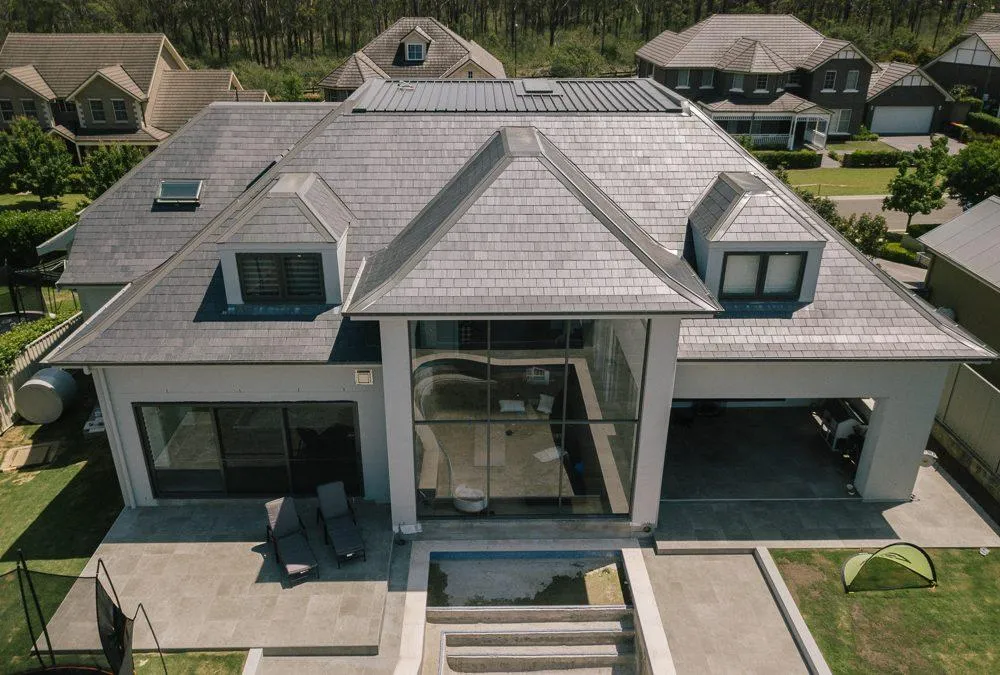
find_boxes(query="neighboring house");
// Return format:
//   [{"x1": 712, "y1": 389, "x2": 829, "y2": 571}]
[
  {"x1": 0, "y1": 33, "x2": 269, "y2": 158},
  {"x1": 962, "y1": 12, "x2": 1000, "y2": 35},
  {"x1": 924, "y1": 30, "x2": 1000, "y2": 103},
  {"x1": 636, "y1": 14, "x2": 876, "y2": 149},
  {"x1": 919, "y1": 197, "x2": 1000, "y2": 502},
  {"x1": 45, "y1": 79, "x2": 991, "y2": 533},
  {"x1": 318, "y1": 17, "x2": 506, "y2": 101},
  {"x1": 865, "y1": 62, "x2": 953, "y2": 135}
]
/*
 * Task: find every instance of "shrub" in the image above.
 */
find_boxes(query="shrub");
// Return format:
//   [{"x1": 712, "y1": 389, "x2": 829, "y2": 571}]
[
  {"x1": 0, "y1": 308, "x2": 75, "y2": 375},
  {"x1": 966, "y1": 111, "x2": 1000, "y2": 136},
  {"x1": 752, "y1": 150, "x2": 822, "y2": 169},
  {"x1": 906, "y1": 222, "x2": 940, "y2": 238},
  {"x1": 842, "y1": 150, "x2": 909, "y2": 168},
  {"x1": 827, "y1": 149, "x2": 841, "y2": 161},
  {"x1": 0, "y1": 210, "x2": 77, "y2": 267},
  {"x1": 880, "y1": 241, "x2": 920, "y2": 266},
  {"x1": 549, "y1": 39, "x2": 604, "y2": 77},
  {"x1": 735, "y1": 135, "x2": 755, "y2": 150},
  {"x1": 958, "y1": 96, "x2": 984, "y2": 113},
  {"x1": 885, "y1": 230, "x2": 903, "y2": 243},
  {"x1": 852, "y1": 125, "x2": 879, "y2": 142}
]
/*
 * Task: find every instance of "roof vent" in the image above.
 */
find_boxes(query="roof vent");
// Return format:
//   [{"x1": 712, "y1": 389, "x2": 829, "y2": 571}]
[
  {"x1": 155, "y1": 179, "x2": 203, "y2": 205},
  {"x1": 521, "y1": 79, "x2": 557, "y2": 94}
]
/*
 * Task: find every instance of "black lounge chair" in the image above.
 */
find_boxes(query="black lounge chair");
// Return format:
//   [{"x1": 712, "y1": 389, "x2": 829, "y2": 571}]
[
  {"x1": 316, "y1": 481, "x2": 366, "y2": 568},
  {"x1": 265, "y1": 497, "x2": 319, "y2": 585}
]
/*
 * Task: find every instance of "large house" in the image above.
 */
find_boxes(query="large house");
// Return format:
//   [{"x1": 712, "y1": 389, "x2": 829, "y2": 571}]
[
  {"x1": 0, "y1": 33, "x2": 269, "y2": 157},
  {"x1": 46, "y1": 79, "x2": 991, "y2": 533},
  {"x1": 865, "y1": 61, "x2": 953, "y2": 135},
  {"x1": 636, "y1": 14, "x2": 876, "y2": 149},
  {"x1": 318, "y1": 17, "x2": 506, "y2": 101}
]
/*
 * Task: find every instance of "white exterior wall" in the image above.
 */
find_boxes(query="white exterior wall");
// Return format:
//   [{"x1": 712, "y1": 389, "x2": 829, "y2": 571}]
[
  {"x1": 75, "y1": 285, "x2": 125, "y2": 318},
  {"x1": 674, "y1": 359, "x2": 953, "y2": 501},
  {"x1": 96, "y1": 363, "x2": 388, "y2": 507},
  {"x1": 379, "y1": 318, "x2": 418, "y2": 530}
]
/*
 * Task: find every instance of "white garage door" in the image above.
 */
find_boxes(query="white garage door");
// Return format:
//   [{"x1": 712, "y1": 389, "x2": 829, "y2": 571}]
[{"x1": 870, "y1": 106, "x2": 935, "y2": 134}]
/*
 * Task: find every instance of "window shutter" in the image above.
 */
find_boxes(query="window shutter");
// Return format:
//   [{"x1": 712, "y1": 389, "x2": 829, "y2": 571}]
[
  {"x1": 238, "y1": 254, "x2": 282, "y2": 300},
  {"x1": 284, "y1": 254, "x2": 324, "y2": 300}
]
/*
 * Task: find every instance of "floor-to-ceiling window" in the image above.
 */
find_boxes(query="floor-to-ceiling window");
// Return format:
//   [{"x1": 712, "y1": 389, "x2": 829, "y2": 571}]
[
  {"x1": 411, "y1": 319, "x2": 648, "y2": 517},
  {"x1": 137, "y1": 402, "x2": 362, "y2": 498}
]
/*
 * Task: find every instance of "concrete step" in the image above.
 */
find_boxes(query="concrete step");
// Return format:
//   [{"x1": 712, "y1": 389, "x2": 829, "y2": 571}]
[
  {"x1": 427, "y1": 605, "x2": 631, "y2": 624},
  {"x1": 445, "y1": 627, "x2": 635, "y2": 648},
  {"x1": 446, "y1": 643, "x2": 635, "y2": 672}
]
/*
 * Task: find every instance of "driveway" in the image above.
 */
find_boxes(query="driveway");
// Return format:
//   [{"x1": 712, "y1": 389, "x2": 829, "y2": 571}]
[
  {"x1": 882, "y1": 135, "x2": 965, "y2": 155},
  {"x1": 829, "y1": 194, "x2": 962, "y2": 232}
]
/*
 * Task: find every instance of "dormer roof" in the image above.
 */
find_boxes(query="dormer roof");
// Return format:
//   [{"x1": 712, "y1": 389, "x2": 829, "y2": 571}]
[
  {"x1": 401, "y1": 26, "x2": 434, "y2": 45},
  {"x1": 717, "y1": 38, "x2": 793, "y2": 73},
  {"x1": 0, "y1": 65, "x2": 55, "y2": 99},
  {"x1": 67, "y1": 64, "x2": 146, "y2": 101}
]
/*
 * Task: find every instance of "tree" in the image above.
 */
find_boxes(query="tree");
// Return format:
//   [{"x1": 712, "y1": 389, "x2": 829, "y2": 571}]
[
  {"x1": 549, "y1": 39, "x2": 603, "y2": 77},
  {"x1": 0, "y1": 117, "x2": 73, "y2": 204},
  {"x1": 945, "y1": 139, "x2": 1000, "y2": 208},
  {"x1": 82, "y1": 144, "x2": 148, "y2": 200},
  {"x1": 910, "y1": 135, "x2": 950, "y2": 175},
  {"x1": 840, "y1": 213, "x2": 889, "y2": 258},
  {"x1": 882, "y1": 163, "x2": 944, "y2": 229},
  {"x1": 279, "y1": 73, "x2": 305, "y2": 101}
]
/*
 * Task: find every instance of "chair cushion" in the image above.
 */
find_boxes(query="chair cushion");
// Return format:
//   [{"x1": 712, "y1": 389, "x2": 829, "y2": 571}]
[
  {"x1": 277, "y1": 532, "x2": 317, "y2": 576},
  {"x1": 325, "y1": 515, "x2": 364, "y2": 555}
]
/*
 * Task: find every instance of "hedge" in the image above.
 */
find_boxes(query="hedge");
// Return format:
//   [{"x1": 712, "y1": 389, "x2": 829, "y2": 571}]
[
  {"x1": 752, "y1": 150, "x2": 822, "y2": 169},
  {"x1": 880, "y1": 242, "x2": 920, "y2": 266},
  {"x1": 0, "y1": 309, "x2": 74, "y2": 375},
  {"x1": 0, "y1": 210, "x2": 77, "y2": 268},
  {"x1": 841, "y1": 150, "x2": 910, "y2": 168},
  {"x1": 906, "y1": 222, "x2": 940, "y2": 238},
  {"x1": 966, "y1": 111, "x2": 1000, "y2": 136}
]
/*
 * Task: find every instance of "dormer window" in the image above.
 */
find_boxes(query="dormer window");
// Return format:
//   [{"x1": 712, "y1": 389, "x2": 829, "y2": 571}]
[
  {"x1": 237, "y1": 252, "x2": 325, "y2": 303},
  {"x1": 406, "y1": 43, "x2": 425, "y2": 62},
  {"x1": 720, "y1": 252, "x2": 805, "y2": 300}
]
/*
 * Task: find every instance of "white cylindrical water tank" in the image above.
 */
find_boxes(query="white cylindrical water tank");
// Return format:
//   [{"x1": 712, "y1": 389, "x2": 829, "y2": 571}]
[{"x1": 15, "y1": 368, "x2": 77, "y2": 424}]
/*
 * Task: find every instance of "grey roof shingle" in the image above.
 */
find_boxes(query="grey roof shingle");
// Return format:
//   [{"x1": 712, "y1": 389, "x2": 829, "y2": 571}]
[
  {"x1": 920, "y1": 195, "x2": 1000, "y2": 292},
  {"x1": 49, "y1": 80, "x2": 991, "y2": 365},
  {"x1": 0, "y1": 33, "x2": 167, "y2": 97},
  {"x1": 319, "y1": 16, "x2": 505, "y2": 91},
  {"x1": 637, "y1": 14, "x2": 851, "y2": 72}
]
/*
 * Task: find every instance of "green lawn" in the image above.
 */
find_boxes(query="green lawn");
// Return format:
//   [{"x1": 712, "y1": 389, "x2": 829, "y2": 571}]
[
  {"x1": 826, "y1": 140, "x2": 897, "y2": 152},
  {"x1": 774, "y1": 548, "x2": 1000, "y2": 673},
  {"x1": 0, "y1": 192, "x2": 88, "y2": 213},
  {"x1": 135, "y1": 651, "x2": 247, "y2": 674},
  {"x1": 786, "y1": 167, "x2": 899, "y2": 196}
]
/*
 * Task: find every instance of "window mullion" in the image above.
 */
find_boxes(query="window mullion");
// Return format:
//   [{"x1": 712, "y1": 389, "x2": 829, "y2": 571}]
[{"x1": 756, "y1": 254, "x2": 769, "y2": 298}]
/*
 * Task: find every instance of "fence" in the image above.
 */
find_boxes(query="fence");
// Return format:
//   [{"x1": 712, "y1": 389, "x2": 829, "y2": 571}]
[
  {"x1": 934, "y1": 364, "x2": 1000, "y2": 499},
  {"x1": 0, "y1": 312, "x2": 82, "y2": 432}
]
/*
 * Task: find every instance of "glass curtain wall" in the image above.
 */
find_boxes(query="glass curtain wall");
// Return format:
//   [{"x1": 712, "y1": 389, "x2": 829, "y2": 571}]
[{"x1": 411, "y1": 319, "x2": 648, "y2": 518}]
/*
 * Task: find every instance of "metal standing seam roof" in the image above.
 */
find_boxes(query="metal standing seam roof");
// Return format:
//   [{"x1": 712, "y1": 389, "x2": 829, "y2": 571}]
[
  {"x1": 46, "y1": 80, "x2": 994, "y2": 365},
  {"x1": 920, "y1": 196, "x2": 1000, "y2": 293}
]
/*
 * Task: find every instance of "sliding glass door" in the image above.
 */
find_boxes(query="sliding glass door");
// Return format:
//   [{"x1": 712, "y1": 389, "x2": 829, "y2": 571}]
[{"x1": 137, "y1": 402, "x2": 362, "y2": 498}]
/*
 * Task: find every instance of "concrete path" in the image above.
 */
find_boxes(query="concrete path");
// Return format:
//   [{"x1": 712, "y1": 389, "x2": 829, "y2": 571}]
[
  {"x1": 819, "y1": 152, "x2": 839, "y2": 168},
  {"x1": 882, "y1": 135, "x2": 965, "y2": 155},
  {"x1": 875, "y1": 258, "x2": 927, "y2": 287},
  {"x1": 644, "y1": 550, "x2": 807, "y2": 675},
  {"x1": 829, "y1": 194, "x2": 961, "y2": 232}
]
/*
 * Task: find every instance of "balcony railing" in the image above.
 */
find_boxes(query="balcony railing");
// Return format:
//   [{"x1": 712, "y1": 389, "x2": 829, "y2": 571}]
[{"x1": 805, "y1": 128, "x2": 828, "y2": 149}]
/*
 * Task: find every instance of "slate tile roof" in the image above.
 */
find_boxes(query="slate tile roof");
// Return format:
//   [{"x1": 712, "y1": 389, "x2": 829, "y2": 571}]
[
  {"x1": 0, "y1": 33, "x2": 167, "y2": 97},
  {"x1": 49, "y1": 81, "x2": 992, "y2": 365},
  {"x1": 319, "y1": 16, "x2": 505, "y2": 91},
  {"x1": 920, "y1": 195, "x2": 1000, "y2": 292},
  {"x1": 698, "y1": 92, "x2": 827, "y2": 114},
  {"x1": 637, "y1": 14, "x2": 844, "y2": 72}
]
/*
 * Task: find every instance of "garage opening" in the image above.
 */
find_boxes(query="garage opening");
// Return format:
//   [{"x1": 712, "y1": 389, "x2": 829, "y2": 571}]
[
  {"x1": 662, "y1": 399, "x2": 871, "y2": 501},
  {"x1": 870, "y1": 106, "x2": 935, "y2": 135}
]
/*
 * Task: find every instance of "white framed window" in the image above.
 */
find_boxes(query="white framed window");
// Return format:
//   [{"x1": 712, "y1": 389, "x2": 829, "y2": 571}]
[
  {"x1": 89, "y1": 99, "x2": 106, "y2": 123},
  {"x1": 721, "y1": 252, "x2": 806, "y2": 300},
  {"x1": 19, "y1": 99, "x2": 36, "y2": 117},
  {"x1": 830, "y1": 108, "x2": 852, "y2": 134},
  {"x1": 822, "y1": 70, "x2": 837, "y2": 91},
  {"x1": 111, "y1": 99, "x2": 128, "y2": 122},
  {"x1": 730, "y1": 73, "x2": 744, "y2": 92},
  {"x1": 701, "y1": 70, "x2": 714, "y2": 88},
  {"x1": 406, "y1": 43, "x2": 425, "y2": 61},
  {"x1": 845, "y1": 69, "x2": 860, "y2": 92},
  {"x1": 0, "y1": 100, "x2": 12, "y2": 122},
  {"x1": 676, "y1": 69, "x2": 690, "y2": 88},
  {"x1": 755, "y1": 74, "x2": 769, "y2": 92}
]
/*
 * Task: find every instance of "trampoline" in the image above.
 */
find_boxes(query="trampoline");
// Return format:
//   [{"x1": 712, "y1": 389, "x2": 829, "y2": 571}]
[{"x1": 2, "y1": 551, "x2": 166, "y2": 674}]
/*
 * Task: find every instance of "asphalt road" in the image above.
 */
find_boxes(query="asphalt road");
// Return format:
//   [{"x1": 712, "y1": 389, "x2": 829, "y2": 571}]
[{"x1": 829, "y1": 195, "x2": 962, "y2": 232}]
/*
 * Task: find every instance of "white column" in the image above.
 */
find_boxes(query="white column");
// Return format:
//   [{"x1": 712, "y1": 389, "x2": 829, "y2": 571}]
[
  {"x1": 787, "y1": 115, "x2": 797, "y2": 150},
  {"x1": 92, "y1": 367, "x2": 137, "y2": 508},
  {"x1": 630, "y1": 317, "x2": 682, "y2": 528},
  {"x1": 854, "y1": 364, "x2": 950, "y2": 500},
  {"x1": 379, "y1": 317, "x2": 418, "y2": 530}
]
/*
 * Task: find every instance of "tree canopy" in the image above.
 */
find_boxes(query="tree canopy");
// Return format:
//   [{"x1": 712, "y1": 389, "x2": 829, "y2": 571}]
[
  {"x1": 945, "y1": 140, "x2": 1000, "y2": 209},
  {"x1": 0, "y1": 117, "x2": 73, "y2": 204},
  {"x1": 82, "y1": 144, "x2": 148, "y2": 200}
]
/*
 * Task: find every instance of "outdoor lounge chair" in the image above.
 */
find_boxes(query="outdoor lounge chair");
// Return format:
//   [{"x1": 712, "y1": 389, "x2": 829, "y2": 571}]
[
  {"x1": 316, "y1": 481, "x2": 366, "y2": 568},
  {"x1": 265, "y1": 497, "x2": 319, "y2": 585}
]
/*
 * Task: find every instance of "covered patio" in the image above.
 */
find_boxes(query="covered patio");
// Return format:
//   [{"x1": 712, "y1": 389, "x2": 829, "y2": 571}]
[{"x1": 44, "y1": 500, "x2": 394, "y2": 655}]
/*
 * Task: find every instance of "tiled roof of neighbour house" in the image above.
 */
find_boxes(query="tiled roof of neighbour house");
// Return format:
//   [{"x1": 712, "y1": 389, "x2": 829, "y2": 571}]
[
  {"x1": 688, "y1": 172, "x2": 823, "y2": 242},
  {"x1": 319, "y1": 16, "x2": 505, "y2": 91},
  {"x1": 698, "y1": 92, "x2": 828, "y2": 114},
  {"x1": 867, "y1": 62, "x2": 952, "y2": 101},
  {"x1": 344, "y1": 126, "x2": 719, "y2": 315},
  {"x1": 88, "y1": 64, "x2": 146, "y2": 99},
  {"x1": 59, "y1": 103, "x2": 335, "y2": 286},
  {"x1": 319, "y1": 52, "x2": 391, "y2": 91},
  {"x1": 920, "y1": 195, "x2": 1000, "y2": 293},
  {"x1": 0, "y1": 33, "x2": 173, "y2": 98},
  {"x1": 800, "y1": 37, "x2": 852, "y2": 70},
  {"x1": 146, "y1": 70, "x2": 266, "y2": 133},
  {"x1": 47, "y1": 79, "x2": 993, "y2": 365},
  {"x1": 69, "y1": 126, "x2": 169, "y2": 144},
  {"x1": 2, "y1": 65, "x2": 56, "y2": 99},
  {"x1": 356, "y1": 78, "x2": 682, "y2": 113},
  {"x1": 969, "y1": 32, "x2": 1000, "y2": 58},
  {"x1": 637, "y1": 14, "x2": 849, "y2": 72},
  {"x1": 964, "y1": 13, "x2": 1000, "y2": 35}
]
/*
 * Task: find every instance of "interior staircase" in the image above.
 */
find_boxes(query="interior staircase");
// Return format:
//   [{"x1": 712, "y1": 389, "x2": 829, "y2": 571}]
[{"x1": 422, "y1": 605, "x2": 637, "y2": 674}]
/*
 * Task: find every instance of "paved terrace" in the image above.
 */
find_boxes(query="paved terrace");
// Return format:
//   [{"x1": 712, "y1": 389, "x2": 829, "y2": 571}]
[{"x1": 45, "y1": 501, "x2": 393, "y2": 655}]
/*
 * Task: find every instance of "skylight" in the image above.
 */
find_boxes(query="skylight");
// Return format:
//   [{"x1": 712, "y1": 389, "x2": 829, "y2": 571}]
[{"x1": 156, "y1": 180, "x2": 203, "y2": 205}]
